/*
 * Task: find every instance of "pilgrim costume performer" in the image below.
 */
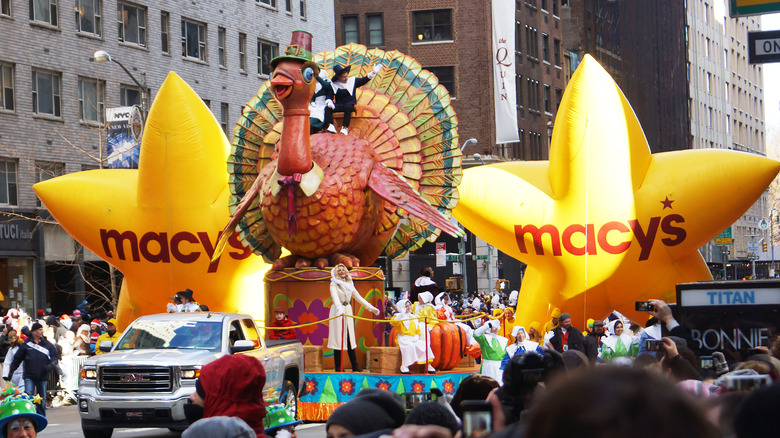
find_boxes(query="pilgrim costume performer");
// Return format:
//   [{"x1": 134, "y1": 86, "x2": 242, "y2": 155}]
[
  {"x1": 414, "y1": 292, "x2": 438, "y2": 373},
  {"x1": 330, "y1": 63, "x2": 382, "y2": 135},
  {"x1": 309, "y1": 68, "x2": 336, "y2": 134},
  {"x1": 601, "y1": 319, "x2": 639, "y2": 361},
  {"x1": 410, "y1": 266, "x2": 438, "y2": 303},
  {"x1": 328, "y1": 264, "x2": 380, "y2": 372},
  {"x1": 474, "y1": 319, "x2": 509, "y2": 383},
  {"x1": 0, "y1": 385, "x2": 47, "y2": 438},
  {"x1": 500, "y1": 326, "x2": 543, "y2": 370},
  {"x1": 389, "y1": 299, "x2": 430, "y2": 374}
]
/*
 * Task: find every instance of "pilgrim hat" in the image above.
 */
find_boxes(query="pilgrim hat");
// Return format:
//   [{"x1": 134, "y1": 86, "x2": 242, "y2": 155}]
[{"x1": 332, "y1": 64, "x2": 351, "y2": 82}]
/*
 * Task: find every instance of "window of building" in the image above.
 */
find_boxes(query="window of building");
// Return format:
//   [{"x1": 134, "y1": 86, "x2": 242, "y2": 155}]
[
  {"x1": 218, "y1": 27, "x2": 227, "y2": 68},
  {"x1": 0, "y1": 63, "x2": 14, "y2": 112},
  {"x1": 35, "y1": 161, "x2": 64, "y2": 207},
  {"x1": 31, "y1": 69, "x2": 61, "y2": 117},
  {"x1": 238, "y1": 33, "x2": 247, "y2": 72},
  {"x1": 1, "y1": 0, "x2": 11, "y2": 17},
  {"x1": 544, "y1": 84, "x2": 551, "y2": 113},
  {"x1": 0, "y1": 159, "x2": 18, "y2": 206},
  {"x1": 75, "y1": 0, "x2": 101, "y2": 36},
  {"x1": 120, "y1": 84, "x2": 141, "y2": 107},
  {"x1": 342, "y1": 15, "x2": 358, "y2": 44},
  {"x1": 181, "y1": 18, "x2": 207, "y2": 62},
  {"x1": 117, "y1": 2, "x2": 147, "y2": 47},
  {"x1": 367, "y1": 14, "x2": 383, "y2": 46},
  {"x1": 553, "y1": 38, "x2": 561, "y2": 66},
  {"x1": 30, "y1": 0, "x2": 57, "y2": 26},
  {"x1": 542, "y1": 33, "x2": 549, "y2": 62},
  {"x1": 541, "y1": 0, "x2": 547, "y2": 11},
  {"x1": 220, "y1": 102, "x2": 229, "y2": 134},
  {"x1": 515, "y1": 21, "x2": 522, "y2": 55},
  {"x1": 525, "y1": 25, "x2": 539, "y2": 59},
  {"x1": 553, "y1": 0, "x2": 559, "y2": 16},
  {"x1": 257, "y1": 0, "x2": 276, "y2": 8},
  {"x1": 161, "y1": 11, "x2": 170, "y2": 54},
  {"x1": 299, "y1": 0, "x2": 306, "y2": 18},
  {"x1": 555, "y1": 87, "x2": 562, "y2": 111},
  {"x1": 284, "y1": 0, "x2": 292, "y2": 13},
  {"x1": 202, "y1": 98, "x2": 210, "y2": 109},
  {"x1": 516, "y1": 74, "x2": 523, "y2": 109},
  {"x1": 78, "y1": 77, "x2": 105, "y2": 123},
  {"x1": 526, "y1": 78, "x2": 540, "y2": 111},
  {"x1": 257, "y1": 39, "x2": 277, "y2": 76},
  {"x1": 426, "y1": 66, "x2": 455, "y2": 98},
  {"x1": 413, "y1": 9, "x2": 452, "y2": 42}
]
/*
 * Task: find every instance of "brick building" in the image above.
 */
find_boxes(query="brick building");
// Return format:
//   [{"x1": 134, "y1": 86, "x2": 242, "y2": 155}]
[{"x1": 0, "y1": 0, "x2": 334, "y2": 313}]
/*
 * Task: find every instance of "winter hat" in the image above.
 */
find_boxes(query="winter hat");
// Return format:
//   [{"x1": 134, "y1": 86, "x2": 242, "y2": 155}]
[
  {"x1": 182, "y1": 416, "x2": 256, "y2": 438},
  {"x1": 586, "y1": 318, "x2": 594, "y2": 328},
  {"x1": 326, "y1": 389, "x2": 405, "y2": 435},
  {"x1": 72, "y1": 309, "x2": 81, "y2": 318},
  {"x1": 36, "y1": 310, "x2": 45, "y2": 318},
  {"x1": 106, "y1": 318, "x2": 118, "y2": 327},
  {"x1": 551, "y1": 308, "x2": 561, "y2": 318},
  {"x1": 90, "y1": 319, "x2": 100, "y2": 326},
  {"x1": 529, "y1": 321, "x2": 541, "y2": 332},
  {"x1": 30, "y1": 323, "x2": 42, "y2": 332},
  {"x1": 0, "y1": 384, "x2": 47, "y2": 435},
  {"x1": 263, "y1": 403, "x2": 302, "y2": 432}
]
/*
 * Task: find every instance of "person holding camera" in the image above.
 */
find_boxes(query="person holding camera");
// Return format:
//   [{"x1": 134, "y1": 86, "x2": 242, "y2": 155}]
[{"x1": 4, "y1": 323, "x2": 59, "y2": 416}]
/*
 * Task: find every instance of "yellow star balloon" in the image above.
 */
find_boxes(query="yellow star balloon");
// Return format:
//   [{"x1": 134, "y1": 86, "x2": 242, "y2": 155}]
[
  {"x1": 454, "y1": 55, "x2": 780, "y2": 325},
  {"x1": 34, "y1": 72, "x2": 271, "y2": 328}
]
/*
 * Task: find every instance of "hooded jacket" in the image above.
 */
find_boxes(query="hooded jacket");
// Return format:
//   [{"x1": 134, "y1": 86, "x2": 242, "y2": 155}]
[{"x1": 199, "y1": 354, "x2": 267, "y2": 438}]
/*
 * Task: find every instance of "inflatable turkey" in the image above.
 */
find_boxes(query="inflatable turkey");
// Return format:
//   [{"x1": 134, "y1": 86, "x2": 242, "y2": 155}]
[{"x1": 217, "y1": 31, "x2": 462, "y2": 270}]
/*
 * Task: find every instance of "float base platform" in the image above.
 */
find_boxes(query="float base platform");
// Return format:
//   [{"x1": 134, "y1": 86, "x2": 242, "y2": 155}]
[{"x1": 298, "y1": 367, "x2": 479, "y2": 421}]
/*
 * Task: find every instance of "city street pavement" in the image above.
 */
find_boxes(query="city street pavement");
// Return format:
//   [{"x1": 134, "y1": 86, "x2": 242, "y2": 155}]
[{"x1": 38, "y1": 405, "x2": 326, "y2": 437}]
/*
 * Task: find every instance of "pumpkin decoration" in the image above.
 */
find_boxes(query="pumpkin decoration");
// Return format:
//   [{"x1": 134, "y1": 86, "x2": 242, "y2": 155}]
[{"x1": 429, "y1": 322, "x2": 467, "y2": 370}]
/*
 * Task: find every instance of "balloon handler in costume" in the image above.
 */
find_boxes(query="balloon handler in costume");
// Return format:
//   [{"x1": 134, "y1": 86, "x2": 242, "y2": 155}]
[
  {"x1": 389, "y1": 299, "x2": 434, "y2": 374},
  {"x1": 500, "y1": 326, "x2": 544, "y2": 371},
  {"x1": 414, "y1": 292, "x2": 438, "y2": 374},
  {"x1": 0, "y1": 385, "x2": 47, "y2": 438},
  {"x1": 330, "y1": 63, "x2": 382, "y2": 135},
  {"x1": 328, "y1": 264, "x2": 380, "y2": 372},
  {"x1": 474, "y1": 319, "x2": 509, "y2": 383}
]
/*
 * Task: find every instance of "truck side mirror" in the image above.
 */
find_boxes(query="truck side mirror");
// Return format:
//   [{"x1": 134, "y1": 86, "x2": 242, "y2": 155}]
[
  {"x1": 230, "y1": 340, "x2": 255, "y2": 354},
  {"x1": 99, "y1": 340, "x2": 114, "y2": 352}
]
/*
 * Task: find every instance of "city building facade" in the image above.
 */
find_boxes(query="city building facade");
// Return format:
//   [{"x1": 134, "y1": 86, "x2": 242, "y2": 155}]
[{"x1": 0, "y1": 0, "x2": 335, "y2": 313}]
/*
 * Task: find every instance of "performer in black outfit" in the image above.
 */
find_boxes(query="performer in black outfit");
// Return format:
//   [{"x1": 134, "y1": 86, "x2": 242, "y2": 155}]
[{"x1": 330, "y1": 63, "x2": 382, "y2": 135}]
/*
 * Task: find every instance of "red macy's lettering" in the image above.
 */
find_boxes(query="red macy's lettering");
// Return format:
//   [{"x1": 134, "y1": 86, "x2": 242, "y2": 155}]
[
  {"x1": 99, "y1": 229, "x2": 251, "y2": 273},
  {"x1": 514, "y1": 214, "x2": 686, "y2": 261}
]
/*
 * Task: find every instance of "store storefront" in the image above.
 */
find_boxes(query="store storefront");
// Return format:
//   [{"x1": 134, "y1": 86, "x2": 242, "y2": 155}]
[{"x1": 0, "y1": 217, "x2": 42, "y2": 312}]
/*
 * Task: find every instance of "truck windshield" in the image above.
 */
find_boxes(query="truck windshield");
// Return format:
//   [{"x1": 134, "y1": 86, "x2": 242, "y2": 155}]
[{"x1": 114, "y1": 320, "x2": 223, "y2": 351}]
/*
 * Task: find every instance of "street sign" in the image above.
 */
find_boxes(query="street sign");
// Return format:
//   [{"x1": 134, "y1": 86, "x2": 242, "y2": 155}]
[
  {"x1": 446, "y1": 254, "x2": 460, "y2": 261},
  {"x1": 716, "y1": 227, "x2": 733, "y2": 245},
  {"x1": 748, "y1": 30, "x2": 780, "y2": 64},
  {"x1": 474, "y1": 255, "x2": 488, "y2": 260},
  {"x1": 730, "y1": 0, "x2": 780, "y2": 17},
  {"x1": 436, "y1": 242, "x2": 446, "y2": 267},
  {"x1": 759, "y1": 218, "x2": 770, "y2": 231},
  {"x1": 748, "y1": 240, "x2": 760, "y2": 254}
]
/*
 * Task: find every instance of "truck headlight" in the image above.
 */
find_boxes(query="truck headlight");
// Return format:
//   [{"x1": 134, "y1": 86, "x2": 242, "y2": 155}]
[
  {"x1": 180, "y1": 369, "x2": 200, "y2": 379},
  {"x1": 80, "y1": 368, "x2": 97, "y2": 379}
]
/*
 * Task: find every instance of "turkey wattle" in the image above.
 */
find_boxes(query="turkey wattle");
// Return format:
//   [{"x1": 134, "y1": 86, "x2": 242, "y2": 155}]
[{"x1": 217, "y1": 32, "x2": 463, "y2": 270}]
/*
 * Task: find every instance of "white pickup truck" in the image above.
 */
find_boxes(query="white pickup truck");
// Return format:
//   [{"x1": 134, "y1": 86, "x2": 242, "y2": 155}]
[{"x1": 77, "y1": 312, "x2": 304, "y2": 438}]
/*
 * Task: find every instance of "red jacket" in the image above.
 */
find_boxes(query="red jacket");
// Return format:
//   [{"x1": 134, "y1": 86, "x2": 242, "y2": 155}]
[{"x1": 269, "y1": 318, "x2": 297, "y2": 340}]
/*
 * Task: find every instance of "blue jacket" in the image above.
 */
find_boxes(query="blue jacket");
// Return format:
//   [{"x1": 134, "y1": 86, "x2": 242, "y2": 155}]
[{"x1": 8, "y1": 337, "x2": 58, "y2": 381}]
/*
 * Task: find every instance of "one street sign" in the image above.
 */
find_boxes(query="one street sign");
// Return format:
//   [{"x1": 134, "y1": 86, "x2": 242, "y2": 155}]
[
  {"x1": 759, "y1": 218, "x2": 770, "y2": 231},
  {"x1": 716, "y1": 227, "x2": 733, "y2": 245},
  {"x1": 446, "y1": 254, "x2": 460, "y2": 261},
  {"x1": 748, "y1": 30, "x2": 780, "y2": 64},
  {"x1": 474, "y1": 255, "x2": 488, "y2": 260},
  {"x1": 747, "y1": 240, "x2": 760, "y2": 254},
  {"x1": 730, "y1": 0, "x2": 780, "y2": 17}
]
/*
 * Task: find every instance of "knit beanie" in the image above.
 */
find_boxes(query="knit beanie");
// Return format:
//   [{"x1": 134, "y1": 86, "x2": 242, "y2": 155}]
[
  {"x1": 30, "y1": 323, "x2": 43, "y2": 332},
  {"x1": 326, "y1": 389, "x2": 405, "y2": 435}
]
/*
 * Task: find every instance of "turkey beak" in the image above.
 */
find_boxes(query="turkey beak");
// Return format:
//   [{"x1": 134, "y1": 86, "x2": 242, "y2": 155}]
[{"x1": 271, "y1": 70, "x2": 295, "y2": 100}]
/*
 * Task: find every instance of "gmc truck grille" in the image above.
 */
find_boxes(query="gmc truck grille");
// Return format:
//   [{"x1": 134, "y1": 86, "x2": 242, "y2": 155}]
[{"x1": 100, "y1": 366, "x2": 173, "y2": 392}]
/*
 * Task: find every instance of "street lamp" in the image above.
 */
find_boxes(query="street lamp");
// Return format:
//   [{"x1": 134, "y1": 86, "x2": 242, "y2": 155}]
[
  {"x1": 460, "y1": 138, "x2": 478, "y2": 151},
  {"x1": 473, "y1": 153, "x2": 485, "y2": 165},
  {"x1": 93, "y1": 50, "x2": 148, "y2": 117}
]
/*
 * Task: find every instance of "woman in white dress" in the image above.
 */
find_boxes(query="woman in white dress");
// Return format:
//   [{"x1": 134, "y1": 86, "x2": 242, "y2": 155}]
[{"x1": 328, "y1": 264, "x2": 380, "y2": 372}]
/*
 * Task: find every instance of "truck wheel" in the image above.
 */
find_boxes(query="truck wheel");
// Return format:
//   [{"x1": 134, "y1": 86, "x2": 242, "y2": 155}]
[
  {"x1": 82, "y1": 427, "x2": 113, "y2": 438},
  {"x1": 280, "y1": 379, "x2": 299, "y2": 419}
]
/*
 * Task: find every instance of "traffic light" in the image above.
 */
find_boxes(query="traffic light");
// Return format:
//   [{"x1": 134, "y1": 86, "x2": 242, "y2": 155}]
[{"x1": 762, "y1": 241, "x2": 767, "y2": 252}]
